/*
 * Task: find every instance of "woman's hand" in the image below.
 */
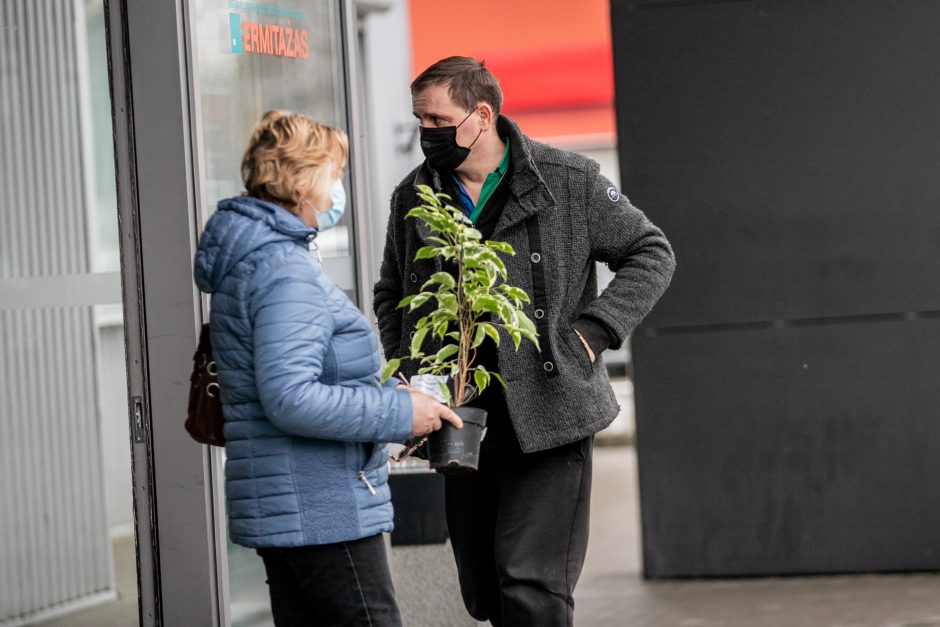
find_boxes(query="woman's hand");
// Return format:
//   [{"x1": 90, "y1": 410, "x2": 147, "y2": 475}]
[{"x1": 408, "y1": 391, "x2": 463, "y2": 437}]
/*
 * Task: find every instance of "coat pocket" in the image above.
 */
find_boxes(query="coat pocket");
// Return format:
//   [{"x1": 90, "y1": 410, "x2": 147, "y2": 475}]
[
  {"x1": 361, "y1": 442, "x2": 388, "y2": 472},
  {"x1": 563, "y1": 324, "x2": 595, "y2": 379}
]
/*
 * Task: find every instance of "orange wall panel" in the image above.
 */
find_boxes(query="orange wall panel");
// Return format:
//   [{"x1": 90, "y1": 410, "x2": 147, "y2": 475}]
[
  {"x1": 407, "y1": 0, "x2": 616, "y2": 139},
  {"x1": 409, "y1": 0, "x2": 612, "y2": 74}
]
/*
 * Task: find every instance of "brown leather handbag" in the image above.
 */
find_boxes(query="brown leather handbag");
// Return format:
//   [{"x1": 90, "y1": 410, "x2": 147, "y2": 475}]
[{"x1": 185, "y1": 323, "x2": 225, "y2": 446}]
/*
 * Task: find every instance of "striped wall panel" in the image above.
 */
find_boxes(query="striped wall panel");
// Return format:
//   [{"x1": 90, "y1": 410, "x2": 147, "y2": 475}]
[{"x1": 0, "y1": 0, "x2": 116, "y2": 623}]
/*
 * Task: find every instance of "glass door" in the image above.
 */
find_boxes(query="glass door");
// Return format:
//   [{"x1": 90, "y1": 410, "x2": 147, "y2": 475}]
[
  {"x1": 189, "y1": 0, "x2": 358, "y2": 298},
  {"x1": 0, "y1": 1, "x2": 138, "y2": 625},
  {"x1": 185, "y1": 2, "x2": 358, "y2": 624}
]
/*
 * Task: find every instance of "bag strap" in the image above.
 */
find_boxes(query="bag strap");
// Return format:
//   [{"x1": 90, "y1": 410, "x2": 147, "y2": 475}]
[{"x1": 197, "y1": 323, "x2": 212, "y2": 355}]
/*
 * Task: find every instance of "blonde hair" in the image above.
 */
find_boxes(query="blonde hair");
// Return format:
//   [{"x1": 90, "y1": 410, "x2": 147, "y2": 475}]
[{"x1": 241, "y1": 110, "x2": 348, "y2": 212}]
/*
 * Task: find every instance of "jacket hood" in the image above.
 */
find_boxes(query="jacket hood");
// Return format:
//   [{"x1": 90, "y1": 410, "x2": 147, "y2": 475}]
[{"x1": 194, "y1": 195, "x2": 316, "y2": 294}]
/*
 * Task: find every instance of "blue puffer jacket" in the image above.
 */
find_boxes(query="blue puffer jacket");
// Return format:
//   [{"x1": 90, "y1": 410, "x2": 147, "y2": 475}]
[{"x1": 193, "y1": 195, "x2": 413, "y2": 548}]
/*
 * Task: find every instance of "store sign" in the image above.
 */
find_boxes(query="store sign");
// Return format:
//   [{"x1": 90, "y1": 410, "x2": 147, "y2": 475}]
[{"x1": 228, "y1": 4, "x2": 309, "y2": 60}]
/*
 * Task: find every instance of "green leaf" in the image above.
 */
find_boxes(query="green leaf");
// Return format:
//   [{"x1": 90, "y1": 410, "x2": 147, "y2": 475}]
[
  {"x1": 490, "y1": 372, "x2": 507, "y2": 389},
  {"x1": 430, "y1": 310, "x2": 455, "y2": 326},
  {"x1": 422, "y1": 215, "x2": 454, "y2": 234},
  {"x1": 465, "y1": 228, "x2": 483, "y2": 240},
  {"x1": 411, "y1": 327, "x2": 430, "y2": 355},
  {"x1": 416, "y1": 192, "x2": 441, "y2": 207},
  {"x1": 499, "y1": 285, "x2": 530, "y2": 304},
  {"x1": 509, "y1": 329, "x2": 522, "y2": 349},
  {"x1": 434, "y1": 344, "x2": 459, "y2": 362},
  {"x1": 462, "y1": 247, "x2": 482, "y2": 260},
  {"x1": 415, "y1": 316, "x2": 429, "y2": 329},
  {"x1": 397, "y1": 294, "x2": 416, "y2": 309},
  {"x1": 516, "y1": 312, "x2": 540, "y2": 348},
  {"x1": 516, "y1": 311, "x2": 538, "y2": 337},
  {"x1": 379, "y1": 358, "x2": 401, "y2": 383},
  {"x1": 497, "y1": 301, "x2": 518, "y2": 327},
  {"x1": 438, "y1": 246, "x2": 459, "y2": 260},
  {"x1": 520, "y1": 329, "x2": 540, "y2": 349},
  {"x1": 446, "y1": 331, "x2": 461, "y2": 341},
  {"x1": 434, "y1": 321, "x2": 449, "y2": 339},
  {"x1": 437, "y1": 382, "x2": 453, "y2": 406},
  {"x1": 451, "y1": 210, "x2": 472, "y2": 224},
  {"x1": 408, "y1": 292, "x2": 434, "y2": 312},
  {"x1": 463, "y1": 285, "x2": 484, "y2": 302},
  {"x1": 494, "y1": 264, "x2": 510, "y2": 281},
  {"x1": 473, "y1": 367, "x2": 490, "y2": 392},
  {"x1": 487, "y1": 263, "x2": 504, "y2": 284},
  {"x1": 480, "y1": 247, "x2": 506, "y2": 268},
  {"x1": 414, "y1": 246, "x2": 439, "y2": 260},
  {"x1": 405, "y1": 207, "x2": 431, "y2": 220},
  {"x1": 423, "y1": 272, "x2": 456, "y2": 291},
  {"x1": 472, "y1": 324, "x2": 486, "y2": 347},
  {"x1": 480, "y1": 322, "x2": 500, "y2": 346},
  {"x1": 465, "y1": 270, "x2": 489, "y2": 287},
  {"x1": 471, "y1": 295, "x2": 501, "y2": 315},
  {"x1": 485, "y1": 240, "x2": 514, "y2": 255},
  {"x1": 436, "y1": 293, "x2": 458, "y2": 317}
]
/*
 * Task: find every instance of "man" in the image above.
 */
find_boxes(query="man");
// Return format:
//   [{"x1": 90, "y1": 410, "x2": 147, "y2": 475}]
[{"x1": 374, "y1": 56, "x2": 675, "y2": 625}]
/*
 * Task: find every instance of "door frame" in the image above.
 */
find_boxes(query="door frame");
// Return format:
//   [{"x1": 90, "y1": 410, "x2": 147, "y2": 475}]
[
  {"x1": 106, "y1": 1, "x2": 370, "y2": 624},
  {"x1": 105, "y1": 0, "x2": 220, "y2": 624}
]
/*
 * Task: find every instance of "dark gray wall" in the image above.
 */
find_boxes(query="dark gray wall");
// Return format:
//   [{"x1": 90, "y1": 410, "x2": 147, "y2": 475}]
[{"x1": 613, "y1": 0, "x2": 940, "y2": 577}]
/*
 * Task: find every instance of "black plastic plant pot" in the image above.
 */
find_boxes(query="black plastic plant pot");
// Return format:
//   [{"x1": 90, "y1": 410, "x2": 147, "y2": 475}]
[{"x1": 427, "y1": 406, "x2": 488, "y2": 474}]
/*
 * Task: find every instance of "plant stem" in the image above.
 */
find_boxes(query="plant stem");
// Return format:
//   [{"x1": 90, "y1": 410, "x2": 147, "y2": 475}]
[{"x1": 455, "y1": 234, "x2": 467, "y2": 405}]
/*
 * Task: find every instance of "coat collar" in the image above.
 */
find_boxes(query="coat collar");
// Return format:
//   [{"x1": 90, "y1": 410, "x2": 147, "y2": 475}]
[{"x1": 410, "y1": 115, "x2": 556, "y2": 245}]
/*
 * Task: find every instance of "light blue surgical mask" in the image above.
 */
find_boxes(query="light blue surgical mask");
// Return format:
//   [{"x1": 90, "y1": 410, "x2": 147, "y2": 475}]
[{"x1": 316, "y1": 178, "x2": 346, "y2": 231}]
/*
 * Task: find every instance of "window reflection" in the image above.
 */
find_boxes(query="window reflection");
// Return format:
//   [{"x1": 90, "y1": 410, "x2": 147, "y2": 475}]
[{"x1": 188, "y1": 2, "x2": 355, "y2": 625}]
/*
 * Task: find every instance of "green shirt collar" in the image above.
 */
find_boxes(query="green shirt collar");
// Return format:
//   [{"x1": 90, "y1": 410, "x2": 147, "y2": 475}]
[
  {"x1": 463, "y1": 137, "x2": 510, "y2": 223},
  {"x1": 494, "y1": 137, "x2": 510, "y2": 176}
]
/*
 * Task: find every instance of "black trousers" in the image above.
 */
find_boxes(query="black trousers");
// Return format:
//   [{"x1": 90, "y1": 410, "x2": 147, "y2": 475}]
[
  {"x1": 257, "y1": 533, "x2": 402, "y2": 627},
  {"x1": 445, "y1": 391, "x2": 593, "y2": 626}
]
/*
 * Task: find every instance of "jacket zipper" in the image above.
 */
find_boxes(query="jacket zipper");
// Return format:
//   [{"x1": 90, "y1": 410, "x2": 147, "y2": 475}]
[{"x1": 358, "y1": 470, "x2": 377, "y2": 496}]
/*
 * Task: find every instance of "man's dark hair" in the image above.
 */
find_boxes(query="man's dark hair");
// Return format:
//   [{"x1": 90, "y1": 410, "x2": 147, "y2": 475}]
[{"x1": 411, "y1": 56, "x2": 503, "y2": 116}]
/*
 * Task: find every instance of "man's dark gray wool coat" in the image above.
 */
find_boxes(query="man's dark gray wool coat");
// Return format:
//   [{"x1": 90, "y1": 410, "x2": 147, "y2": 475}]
[{"x1": 374, "y1": 116, "x2": 675, "y2": 453}]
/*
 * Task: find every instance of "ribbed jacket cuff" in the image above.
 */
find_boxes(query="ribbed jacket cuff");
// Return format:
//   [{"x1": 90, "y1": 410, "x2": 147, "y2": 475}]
[
  {"x1": 389, "y1": 389, "x2": 413, "y2": 443},
  {"x1": 573, "y1": 316, "x2": 618, "y2": 355}
]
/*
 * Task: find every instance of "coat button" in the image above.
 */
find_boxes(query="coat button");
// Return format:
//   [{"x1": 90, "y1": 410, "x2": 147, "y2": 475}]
[
  {"x1": 534, "y1": 308, "x2": 545, "y2": 319},
  {"x1": 530, "y1": 252, "x2": 542, "y2": 264},
  {"x1": 409, "y1": 273, "x2": 418, "y2": 283},
  {"x1": 543, "y1": 361, "x2": 554, "y2": 372}
]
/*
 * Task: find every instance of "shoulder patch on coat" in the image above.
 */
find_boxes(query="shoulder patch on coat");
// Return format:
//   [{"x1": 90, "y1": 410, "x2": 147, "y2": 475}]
[{"x1": 606, "y1": 186, "x2": 621, "y2": 202}]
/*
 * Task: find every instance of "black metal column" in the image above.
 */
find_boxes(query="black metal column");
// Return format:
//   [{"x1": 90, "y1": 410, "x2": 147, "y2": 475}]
[{"x1": 612, "y1": 0, "x2": 940, "y2": 577}]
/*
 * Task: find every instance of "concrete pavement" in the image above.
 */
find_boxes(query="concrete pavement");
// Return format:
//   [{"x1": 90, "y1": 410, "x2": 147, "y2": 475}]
[
  {"x1": 390, "y1": 445, "x2": 940, "y2": 626},
  {"x1": 38, "y1": 442, "x2": 940, "y2": 626}
]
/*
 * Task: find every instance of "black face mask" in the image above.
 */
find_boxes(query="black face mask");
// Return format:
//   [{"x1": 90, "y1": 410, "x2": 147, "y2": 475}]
[{"x1": 419, "y1": 109, "x2": 482, "y2": 172}]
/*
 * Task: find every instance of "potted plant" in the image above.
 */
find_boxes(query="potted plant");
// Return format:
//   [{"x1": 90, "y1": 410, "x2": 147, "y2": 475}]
[{"x1": 380, "y1": 185, "x2": 539, "y2": 473}]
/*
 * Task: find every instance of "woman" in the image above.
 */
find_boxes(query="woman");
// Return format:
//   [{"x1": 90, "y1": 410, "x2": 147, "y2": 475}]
[{"x1": 194, "y1": 110, "x2": 460, "y2": 626}]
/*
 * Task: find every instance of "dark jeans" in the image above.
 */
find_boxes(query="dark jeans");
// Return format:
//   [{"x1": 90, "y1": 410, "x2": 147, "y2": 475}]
[
  {"x1": 445, "y1": 390, "x2": 593, "y2": 626},
  {"x1": 256, "y1": 534, "x2": 402, "y2": 627}
]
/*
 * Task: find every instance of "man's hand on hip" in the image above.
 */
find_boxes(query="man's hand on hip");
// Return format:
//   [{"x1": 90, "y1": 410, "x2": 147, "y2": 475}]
[{"x1": 574, "y1": 329, "x2": 596, "y2": 364}]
